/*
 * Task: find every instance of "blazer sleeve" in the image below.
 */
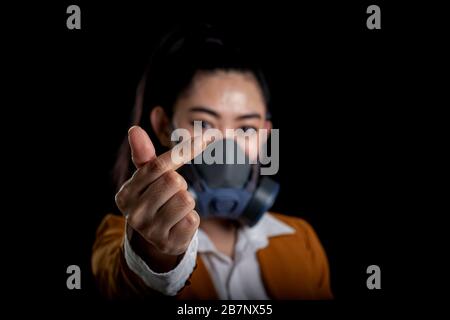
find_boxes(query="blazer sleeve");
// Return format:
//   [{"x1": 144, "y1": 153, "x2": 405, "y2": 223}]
[{"x1": 91, "y1": 214, "x2": 173, "y2": 299}]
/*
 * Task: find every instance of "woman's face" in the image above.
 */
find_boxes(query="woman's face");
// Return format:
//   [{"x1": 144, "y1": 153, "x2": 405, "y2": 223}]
[{"x1": 152, "y1": 70, "x2": 271, "y2": 161}]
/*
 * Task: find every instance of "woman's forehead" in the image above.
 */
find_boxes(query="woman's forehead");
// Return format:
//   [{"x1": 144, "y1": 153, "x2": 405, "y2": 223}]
[{"x1": 175, "y1": 70, "x2": 266, "y2": 116}]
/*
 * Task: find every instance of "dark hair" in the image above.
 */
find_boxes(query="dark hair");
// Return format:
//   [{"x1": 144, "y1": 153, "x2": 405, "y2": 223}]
[{"x1": 113, "y1": 23, "x2": 271, "y2": 190}]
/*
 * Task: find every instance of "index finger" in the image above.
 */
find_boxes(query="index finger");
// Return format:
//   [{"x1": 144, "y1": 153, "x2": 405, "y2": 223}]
[{"x1": 136, "y1": 134, "x2": 213, "y2": 183}]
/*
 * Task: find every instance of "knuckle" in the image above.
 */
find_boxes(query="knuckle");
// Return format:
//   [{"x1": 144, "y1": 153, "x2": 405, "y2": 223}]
[
  {"x1": 177, "y1": 190, "x2": 195, "y2": 208},
  {"x1": 115, "y1": 181, "x2": 134, "y2": 210},
  {"x1": 178, "y1": 174, "x2": 188, "y2": 190},
  {"x1": 143, "y1": 225, "x2": 156, "y2": 241},
  {"x1": 138, "y1": 164, "x2": 149, "y2": 177},
  {"x1": 162, "y1": 171, "x2": 181, "y2": 188},
  {"x1": 174, "y1": 172, "x2": 188, "y2": 190},
  {"x1": 115, "y1": 190, "x2": 127, "y2": 211},
  {"x1": 128, "y1": 204, "x2": 148, "y2": 229},
  {"x1": 153, "y1": 238, "x2": 170, "y2": 254},
  {"x1": 185, "y1": 210, "x2": 200, "y2": 229},
  {"x1": 149, "y1": 157, "x2": 167, "y2": 174},
  {"x1": 165, "y1": 238, "x2": 186, "y2": 255}
]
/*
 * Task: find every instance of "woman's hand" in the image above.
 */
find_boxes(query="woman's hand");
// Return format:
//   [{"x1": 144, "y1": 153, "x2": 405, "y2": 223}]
[{"x1": 115, "y1": 126, "x2": 209, "y2": 272}]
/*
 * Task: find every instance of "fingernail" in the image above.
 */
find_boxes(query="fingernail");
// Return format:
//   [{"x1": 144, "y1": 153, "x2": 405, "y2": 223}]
[{"x1": 128, "y1": 125, "x2": 139, "y2": 134}]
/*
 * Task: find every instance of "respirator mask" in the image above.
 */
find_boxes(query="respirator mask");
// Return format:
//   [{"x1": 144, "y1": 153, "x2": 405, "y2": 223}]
[{"x1": 177, "y1": 138, "x2": 279, "y2": 227}]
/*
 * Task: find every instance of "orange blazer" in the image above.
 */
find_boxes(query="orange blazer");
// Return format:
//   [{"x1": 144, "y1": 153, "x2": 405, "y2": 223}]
[{"x1": 91, "y1": 213, "x2": 333, "y2": 300}]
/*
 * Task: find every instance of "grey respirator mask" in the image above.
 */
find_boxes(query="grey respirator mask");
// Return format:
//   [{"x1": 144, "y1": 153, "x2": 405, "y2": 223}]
[{"x1": 177, "y1": 138, "x2": 279, "y2": 227}]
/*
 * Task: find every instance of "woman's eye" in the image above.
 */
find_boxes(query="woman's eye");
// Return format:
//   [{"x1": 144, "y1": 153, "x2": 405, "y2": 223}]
[
  {"x1": 191, "y1": 120, "x2": 213, "y2": 130},
  {"x1": 240, "y1": 126, "x2": 257, "y2": 134}
]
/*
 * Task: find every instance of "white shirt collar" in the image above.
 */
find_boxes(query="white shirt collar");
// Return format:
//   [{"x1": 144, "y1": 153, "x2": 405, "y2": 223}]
[{"x1": 197, "y1": 213, "x2": 295, "y2": 254}]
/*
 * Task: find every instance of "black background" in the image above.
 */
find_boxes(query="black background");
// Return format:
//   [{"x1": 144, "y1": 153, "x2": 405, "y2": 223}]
[{"x1": 4, "y1": 0, "x2": 445, "y2": 317}]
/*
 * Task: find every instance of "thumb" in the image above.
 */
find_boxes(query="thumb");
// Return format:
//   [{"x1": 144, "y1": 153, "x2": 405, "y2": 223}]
[{"x1": 128, "y1": 126, "x2": 156, "y2": 169}]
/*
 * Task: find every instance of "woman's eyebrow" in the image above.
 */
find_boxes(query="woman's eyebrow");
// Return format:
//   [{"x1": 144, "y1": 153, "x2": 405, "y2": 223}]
[
  {"x1": 235, "y1": 113, "x2": 262, "y2": 120},
  {"x1": 189, "y1": 107, "x2": 221, "y2": 119},
  {"x1": 189, "y1": 107, "x2": 262, "y2": 121}
]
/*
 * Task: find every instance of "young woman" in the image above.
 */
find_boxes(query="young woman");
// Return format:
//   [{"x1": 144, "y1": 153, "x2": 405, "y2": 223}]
[{"x1": 92, "y1": 24, "x2": 332, "y2": 300}]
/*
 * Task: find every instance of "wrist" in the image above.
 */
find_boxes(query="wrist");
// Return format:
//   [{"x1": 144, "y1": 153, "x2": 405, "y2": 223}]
[{"x1": 127, "y1": 224, "x2": 182, "y2": 273}]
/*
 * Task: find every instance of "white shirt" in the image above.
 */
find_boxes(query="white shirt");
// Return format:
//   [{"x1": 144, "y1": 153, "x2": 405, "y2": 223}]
[{"x1": 123, "y1": 213, "x2": 295, "y2": 299}]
